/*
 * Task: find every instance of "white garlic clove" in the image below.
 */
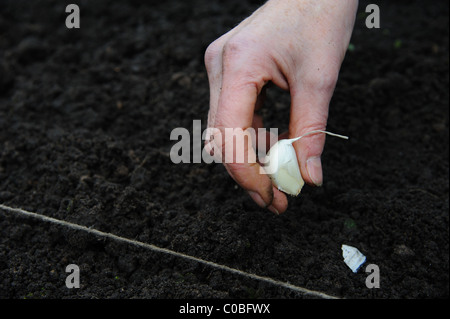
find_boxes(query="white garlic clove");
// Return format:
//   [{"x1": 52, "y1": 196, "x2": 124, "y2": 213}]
[
  {"x1": 264, "y1": 130, "x2": 348, "y2": 196},
  {"x1": 265, "y1": 138, "x2": 304, "y2": 196},
  {"x1": 342, "y1": 244, "x2": 366, "y2": 273}
]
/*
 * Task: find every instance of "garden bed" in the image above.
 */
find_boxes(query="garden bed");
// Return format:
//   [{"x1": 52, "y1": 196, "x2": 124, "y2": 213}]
[{"x1": 0, "y1": 0, "x2": 448, "y2": 299}]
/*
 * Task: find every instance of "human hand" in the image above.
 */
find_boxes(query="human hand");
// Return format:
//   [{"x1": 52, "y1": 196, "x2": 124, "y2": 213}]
[{"x1": 204, "y1": 0, "x2": 358, "y2": 214}]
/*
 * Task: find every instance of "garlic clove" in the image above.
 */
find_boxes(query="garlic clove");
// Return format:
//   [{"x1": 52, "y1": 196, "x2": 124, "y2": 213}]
[
  {"x1": 342, "y1": 244, "x2": 366, "y2": 273},
  {"x1": 264, "y1": 130, "x2": 348, "y2": 196},
  {"x1": 265, "y1": 139, "x2": 304, "y2": 196}
]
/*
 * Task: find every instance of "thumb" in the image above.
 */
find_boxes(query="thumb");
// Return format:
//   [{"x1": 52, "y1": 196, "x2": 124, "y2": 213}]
[{"x1": 289, "y1": 73, "x2": 337, "y2": 187}]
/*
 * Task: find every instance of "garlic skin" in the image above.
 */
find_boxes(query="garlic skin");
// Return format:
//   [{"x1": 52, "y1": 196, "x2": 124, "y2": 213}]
[{"x1": 264, "y1": 130, "x2": 348, "y2": 196}]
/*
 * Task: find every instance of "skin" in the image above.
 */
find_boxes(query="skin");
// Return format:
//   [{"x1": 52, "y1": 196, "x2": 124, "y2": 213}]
[{"x1": 204, "y1": 0, "x2": 359, "y2": 214}]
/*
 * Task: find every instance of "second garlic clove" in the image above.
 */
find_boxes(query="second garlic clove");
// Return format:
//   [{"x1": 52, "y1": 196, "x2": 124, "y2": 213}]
[{"x1": 342, "y1": 244, "x2": 366, "y2": 273}]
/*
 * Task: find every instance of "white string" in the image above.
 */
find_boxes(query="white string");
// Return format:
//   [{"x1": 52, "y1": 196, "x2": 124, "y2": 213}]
[
  {"x1": 0, "y1": 203, "x2": 339, "y2": 299},
  {"x1": 287, "y1": 130, "x2": 349, "y2": 144}
]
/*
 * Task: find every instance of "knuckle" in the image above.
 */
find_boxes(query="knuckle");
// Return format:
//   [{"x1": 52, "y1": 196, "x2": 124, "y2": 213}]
[
  {"x1": 227, "y1": 162, "x2": 248, "y2": 173},
  {"x1": 301, "y1": 123, "x2": 328, "y2": 135},
  {"x1": 204, "y1": 40, "x2": 222, "y2": 68},
  {"x1": 221, "y1": 36, "x2": 250, "y2": 63},
  {"x1": 306, "y1": 70, "x2": 338, "y2": 93},
  {"x1": 303, "y1": 58, "x2": 341, "y2": 93},
  {"x1": 290, "y1": 117, "x2": 328, "y2": 139}
]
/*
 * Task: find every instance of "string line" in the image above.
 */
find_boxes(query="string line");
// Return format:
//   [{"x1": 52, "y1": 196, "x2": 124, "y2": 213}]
[{"x1": 0, "y1": 203, "x2": 339, "y2": 299}]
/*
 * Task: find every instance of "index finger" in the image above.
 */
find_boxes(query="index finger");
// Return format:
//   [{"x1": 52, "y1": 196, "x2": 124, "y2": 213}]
[{"x1": 213, "y1": 68, "x2": 287, "y2": 213}]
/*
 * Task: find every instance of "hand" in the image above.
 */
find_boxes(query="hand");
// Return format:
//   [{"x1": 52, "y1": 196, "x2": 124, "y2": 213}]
[{"x1": 204, "y1": 0, "x2": 358, "y2": 214}]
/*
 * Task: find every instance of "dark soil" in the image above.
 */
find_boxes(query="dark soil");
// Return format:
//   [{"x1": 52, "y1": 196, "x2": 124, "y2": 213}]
[{"x1": 0, "y1": 0, "x2": 448, "y2": 299}]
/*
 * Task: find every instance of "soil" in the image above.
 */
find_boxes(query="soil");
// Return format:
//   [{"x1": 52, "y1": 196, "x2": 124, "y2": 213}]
[{"x1": 0, "y1": 0, "x2": 448, "y2": 299}]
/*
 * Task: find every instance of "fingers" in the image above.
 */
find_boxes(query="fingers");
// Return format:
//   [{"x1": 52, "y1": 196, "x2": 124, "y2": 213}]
[
  {"x1": 204, "y1": 34, "x2": 230, "y2": 137},
  {"x1": 205, "y1": 39, "x2": 288, "y2": 214},
  {"x1": 215, "y1": 75, "x2": 276, "y2": 211}
]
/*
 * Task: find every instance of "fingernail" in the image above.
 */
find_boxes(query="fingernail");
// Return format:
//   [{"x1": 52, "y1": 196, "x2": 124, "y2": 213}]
[
  {"x1": 307, "y1": 156, "x2": 323, "y2": 186},
  {"x1": 248, "y1": 191, "x2": 267, "y2": 208},
  {"x1": 268, "y1": 205, "x2": 279, "y2": 215}
]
